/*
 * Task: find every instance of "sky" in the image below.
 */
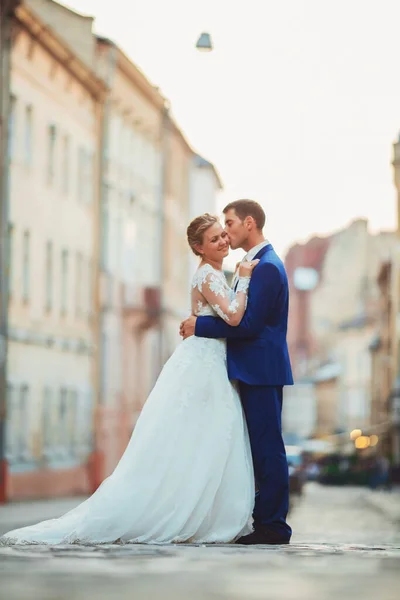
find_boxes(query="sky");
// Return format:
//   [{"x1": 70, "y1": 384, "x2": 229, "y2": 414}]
[{"x1": 65, "y1": 0, "x2": 399, "y2": 258}]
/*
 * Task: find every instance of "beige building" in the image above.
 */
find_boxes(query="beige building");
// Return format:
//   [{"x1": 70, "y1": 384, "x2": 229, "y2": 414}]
[
  {"x1": 310, "y1": 221, "x2": 395, "y2": 436},
  {"x1": 369, "y1": 262, "x2": 394, "y2": 451},
  {"x1": 285, "y1": 219, "x2": 396, "y2": 442},
  {"x1": 188, "y1": 154, "x2": 223, "y2": 282},
  {"x1": 334, "y1": 317, "x2": 375, "y2": 433},
  {"x1": 313, "y1": 365, "x2": 341, "y2": 437},
  {"x1": 388, "y1": 135, "x2": 400, "y2": 469},
  {"x1": 160, "y1": 120, "x2": 193, "y2": 360},
  {"x1": 2, "y1": 0, "x2": 222, "y2": 498},
  {"x1": 94, "y1": 42, "x2": 215, "y2": 480},
  {"x1": 6, "y1": 1, "x2": 106, "y2": 499},
  {"x1": 94, "y1": 38, "x2": 166, "y2": 479},
  {"x1": 310, "y1": 219, "x2": 395, "y2": 357}
]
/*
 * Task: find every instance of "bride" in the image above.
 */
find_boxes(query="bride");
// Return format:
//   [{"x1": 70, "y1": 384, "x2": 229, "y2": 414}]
[{"x1": 0, "y1": 214, "x2": 259, "y2": 546}]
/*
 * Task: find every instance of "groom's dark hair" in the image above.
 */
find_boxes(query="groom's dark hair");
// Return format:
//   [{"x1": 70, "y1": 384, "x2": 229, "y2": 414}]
[{"x1": 223, "y1": 199, "x2": 266, "y2": 230}]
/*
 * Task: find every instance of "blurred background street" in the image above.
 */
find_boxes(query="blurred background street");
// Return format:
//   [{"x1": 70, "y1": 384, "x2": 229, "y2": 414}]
[
  {"x1": 1, "y1": 482, "x2": 400, "y2": 545},
  {"x1": 0, "y1": 483, "x2": 399, "y2": 600},
  {"x1": 2, "y1": 0, "x2": 400, "y2": 598}
]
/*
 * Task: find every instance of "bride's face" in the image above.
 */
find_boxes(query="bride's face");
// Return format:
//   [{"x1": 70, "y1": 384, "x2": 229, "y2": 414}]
[{"x1": 198, "y1": 223, "x2": 230, "y2": 261}]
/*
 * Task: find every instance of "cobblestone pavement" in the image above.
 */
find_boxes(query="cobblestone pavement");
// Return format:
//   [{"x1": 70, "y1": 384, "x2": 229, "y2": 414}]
[{"x1": 0, "y1": 484, "x2": 399, "y2": 600}]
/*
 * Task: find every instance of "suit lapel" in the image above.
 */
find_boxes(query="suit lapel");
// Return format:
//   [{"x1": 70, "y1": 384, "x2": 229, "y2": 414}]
[
  {"x1": 232, "y1": 244, "x2": 273, "y2": 291},
  {"x1": 253, "y1": 243, "x2": 273, "y2": 261}
]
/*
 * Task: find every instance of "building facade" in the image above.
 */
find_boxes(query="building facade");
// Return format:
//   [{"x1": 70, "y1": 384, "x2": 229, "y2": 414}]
[
  {"x1": 94, "y1": 38, "x2": 165, "y2": 479},
  {"x1": 0, "y1": 0, "x2": 23, "y2": 504},
  {"x1": 1, "y1": 0, "x2": 223, "y2": 500},
  {"x1": 285, "y1": 219, "x2": 396, "y2": 442},
  {"x1": 369, "y1": 262, "x2": 394, "y2": 453},
  {"x1": 161, "y1": 119, "x2": 194, "y2": 360},
  {"x1": 188, "y1": 153, "x2": 223, "y2": 282},
  {"x1": 6, "y1": 1, "x2": 105, "y2": 499}
]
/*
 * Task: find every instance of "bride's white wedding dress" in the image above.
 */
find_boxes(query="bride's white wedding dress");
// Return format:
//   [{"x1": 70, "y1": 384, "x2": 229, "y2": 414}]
[{"x1": 0, "y1": 264, "x2": 254, "y2": 546}]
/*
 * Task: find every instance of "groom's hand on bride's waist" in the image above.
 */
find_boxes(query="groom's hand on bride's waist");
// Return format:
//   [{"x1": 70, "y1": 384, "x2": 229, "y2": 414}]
[{"x1": 180, "y1": 316, "x2": 197, "y2": 339}]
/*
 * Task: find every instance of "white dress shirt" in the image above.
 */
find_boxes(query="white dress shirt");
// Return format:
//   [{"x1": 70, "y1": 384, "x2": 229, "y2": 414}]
[{"x1": 232, "y1": 240, "x2": 270, "y2": 289}]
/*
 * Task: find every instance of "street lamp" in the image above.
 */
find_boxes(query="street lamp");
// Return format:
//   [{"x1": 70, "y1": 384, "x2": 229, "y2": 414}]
[{"x1": 196, "y1": 32, "x2": 213, "y2": 52}]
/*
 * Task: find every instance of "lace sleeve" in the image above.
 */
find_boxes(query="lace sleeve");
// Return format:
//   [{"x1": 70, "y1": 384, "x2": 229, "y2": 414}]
[{"x1": 200, "y1": 271, "x2": 251, "y2": 326}]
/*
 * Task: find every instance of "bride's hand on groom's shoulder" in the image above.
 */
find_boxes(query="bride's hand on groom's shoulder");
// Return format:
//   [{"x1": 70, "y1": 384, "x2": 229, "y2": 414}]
[
  {"x1": 239, "y1": 259, "x2": 260, "y2": 278},
  {"x1": 180, "y1": 316, "x2": 197, "y2": 340}
]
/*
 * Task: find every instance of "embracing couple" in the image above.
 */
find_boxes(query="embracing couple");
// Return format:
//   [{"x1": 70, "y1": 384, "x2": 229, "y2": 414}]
[{"x1": 0, "y1": 200, "x2": 293, "y2": 547}]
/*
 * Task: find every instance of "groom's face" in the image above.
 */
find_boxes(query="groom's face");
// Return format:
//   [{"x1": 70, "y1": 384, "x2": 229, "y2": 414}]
[{"x1": 224, "y1": 209, "x2": 248, "y2": 250}]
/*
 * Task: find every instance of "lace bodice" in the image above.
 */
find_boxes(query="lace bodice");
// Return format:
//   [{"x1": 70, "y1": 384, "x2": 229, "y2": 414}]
[{"x1": 191, "y1": 263, "x2": 250, "y2": 325}]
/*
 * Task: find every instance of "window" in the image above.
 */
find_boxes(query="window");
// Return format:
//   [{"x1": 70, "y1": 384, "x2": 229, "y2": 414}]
[
  {"x1": 76, "y1": 252, "x2": 83, "y2": 316},
  {"x1": 86, "y1": 151, "x2": 94, "y2": 203},
  {"x1": 77, "y1": 146, "x2": 85, "y2": 201},
  {"x1": 47, "y1": 124, "x2": 56, "y2": 184},
  {"x1": 61, "y1": 249, "x2": 68, "y2": 315},
  {"x1": 100, "y1": 332, "x2": 108, "y2": 403},
  {"x1": 87, "y1": 259, "x2": 93, "y2": 319},
  {"x1": 45, "y1": 241, "x2": 53, "y2": 311},
  {"x1": 68, "y1": 389, "x2": 78, "y2": 452},
  {"x1": 22, "y1": 230, "x2": 30, "y2": 303},
  {"x1": 6, "y1": 383, "x2": 31, "y2": 463},
  {"x1": 24, "y1": 104, "x2": 33, "y2": 166},
  {"x1": 7, "y1": 223, "x2": 14, "y2": 299},
  {"x1": 75, "y1": 389, "x2": 93, "y2": 456},
  {"x1": 8, "y1": 95, "x2": 17, "y2": 161},
  {"x1": 42, "y1": 387, "x2": 53, "y2": 456},
  {"x1": 101, "y1": 189, "x2": 110, "y2": 269},
  {"x1": 18, "y1": 385, "x2": 30, "y2": 461},
  {"x1": 5, "y1": 384, "x2": 16, "y2": 462},
  {"x1": 59, "y1": 387, "x2": 68, "y2": 454},
  {"x1": 62, "y1": 135, "x2": 70, "y2": 194},
  {"x1": 116, "y1": 214, "x2": 123, "y2": 275}
]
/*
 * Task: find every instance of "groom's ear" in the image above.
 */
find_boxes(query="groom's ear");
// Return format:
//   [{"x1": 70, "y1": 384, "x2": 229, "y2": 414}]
[{"x1": 244, "y1": 216, "x2": 255, "y2": 230}]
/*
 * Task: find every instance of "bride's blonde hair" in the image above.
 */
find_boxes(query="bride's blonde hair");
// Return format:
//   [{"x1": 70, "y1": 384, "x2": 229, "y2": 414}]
[{"x1": 187, "y1": 213, "x2": 219, "y2": 256}]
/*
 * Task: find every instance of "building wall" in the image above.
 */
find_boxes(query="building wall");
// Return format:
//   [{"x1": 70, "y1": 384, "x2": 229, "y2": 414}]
[
  {"x1": 310, "y1": 221, "x2": 395, "y2": 346},
  {"x1": 95, "y1": 41, "x2": 164, "y2": 478},
  {"x1": 333, "y1": 326, "x2": 375, "y2": 433},
  {"x1": 284, "y1": 235, "x2": 330, "y2": 378},
  {"x1": 308, "y1": 221, "x2": 395, "y2": 438},
  {"x1": 370, "y1": 263, "x2": 394, "y2": 455},
  {"x1": 162, "y1": 125, "x2": 193, "y2": 359},
  {"x1": 6, "y1": 23, "x2": 101, "y2": 498},
  {"x1": 314, "y1": 379, "x2": 339, "y2": 437},
  {"x1": 188, "y1": 157, "x2": 222, "y2": 285},
  {"x1": 282, "y1": 382, "x2": 317, "y2": 440},
  {"x1": 286, "y1": 219, "x2": 396, "y2": 440},
  {"x1": 3, "y1": 1, "x2": 220, "y2": 498}
]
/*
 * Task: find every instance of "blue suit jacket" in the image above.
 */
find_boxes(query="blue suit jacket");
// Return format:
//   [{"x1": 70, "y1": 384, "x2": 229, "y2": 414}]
[{"x1": 195, "y1": 244, "x2": 294, "y2": 386}]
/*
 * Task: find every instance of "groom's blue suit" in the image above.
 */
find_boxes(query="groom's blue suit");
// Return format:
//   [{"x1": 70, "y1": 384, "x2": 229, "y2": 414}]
[{"x1": 195, "y1": 243, "x2": 293, "y2": 540}]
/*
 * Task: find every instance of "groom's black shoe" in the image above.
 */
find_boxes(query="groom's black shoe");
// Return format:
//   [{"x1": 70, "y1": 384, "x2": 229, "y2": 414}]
[{"x1": 235, "y1": 528, "x2": 290, "y2": 546}]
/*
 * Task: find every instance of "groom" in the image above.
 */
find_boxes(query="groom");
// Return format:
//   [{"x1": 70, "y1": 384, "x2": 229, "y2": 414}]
[{"x1": 180, "y1": 199, "x2": 293, "y2": 545}]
